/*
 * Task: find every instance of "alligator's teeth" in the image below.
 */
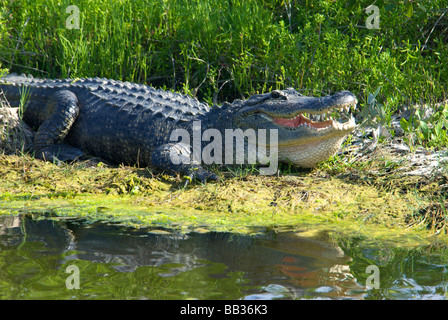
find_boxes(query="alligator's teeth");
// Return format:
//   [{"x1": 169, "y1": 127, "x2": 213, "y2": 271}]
[
  {"x1": 343, "y1": 119, "x2": 354, "y2": 130},
  {"x1": 350, "y1": 113, "x2": 356, "y2": 125}
]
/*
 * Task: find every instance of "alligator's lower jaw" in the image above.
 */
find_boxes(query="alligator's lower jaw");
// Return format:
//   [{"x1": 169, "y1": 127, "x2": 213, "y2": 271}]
[
  {"x1": 278, "y1": 134, "x2": 348, "y2": 168},
  {"x1": 266, "y1": 109, "x2": 356, "y2": 167},
  {"x1": 263, "y1": 113, "x2": 355, "y2": 167}
]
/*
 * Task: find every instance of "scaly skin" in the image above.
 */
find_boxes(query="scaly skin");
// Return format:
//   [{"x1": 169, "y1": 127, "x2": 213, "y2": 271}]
[{"x1": 0, "y1": 73, "x2": 357, "y2": 181}]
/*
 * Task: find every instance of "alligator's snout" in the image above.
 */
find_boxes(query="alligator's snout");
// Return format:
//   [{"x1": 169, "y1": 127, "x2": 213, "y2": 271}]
[
  {"x1": 271, "y1": 92, "x2": 357, "y2": 132},
  {"x1": 241, "y1": 89, "x2": 358, "y2": 135},
  {"x1": 233, "y1": 89, "x2": 358, "y2": 168}
]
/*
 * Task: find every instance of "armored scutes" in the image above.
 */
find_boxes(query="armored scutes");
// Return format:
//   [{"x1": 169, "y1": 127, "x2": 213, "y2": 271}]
[{"x1": 0, "y1": 73, "x2": 357, "y2": 181}]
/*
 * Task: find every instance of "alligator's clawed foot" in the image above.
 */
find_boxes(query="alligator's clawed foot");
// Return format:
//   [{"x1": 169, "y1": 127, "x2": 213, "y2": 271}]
[
  {"x1": 183, "y1": 168, "x2": 220, "y2": 187},
  {"x1": 34, "y1": 144, "x2": 85, "y2": 164}
]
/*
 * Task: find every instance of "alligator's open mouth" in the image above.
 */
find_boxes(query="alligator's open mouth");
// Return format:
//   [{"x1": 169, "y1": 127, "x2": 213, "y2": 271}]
[{"x1": 271, "y1": 101, "x2": 357, "y2": 131}]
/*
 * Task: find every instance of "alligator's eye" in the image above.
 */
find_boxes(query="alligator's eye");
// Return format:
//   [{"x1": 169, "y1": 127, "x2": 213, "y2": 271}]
[{"x1": 270, "y1": 90, "x2": 285, "y2": 99}]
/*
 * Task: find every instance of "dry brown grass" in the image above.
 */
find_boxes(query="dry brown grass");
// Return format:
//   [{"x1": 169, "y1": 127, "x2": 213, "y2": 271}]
[{"x1": 0, "y1": 91, "x2": 34, "y2": 155}]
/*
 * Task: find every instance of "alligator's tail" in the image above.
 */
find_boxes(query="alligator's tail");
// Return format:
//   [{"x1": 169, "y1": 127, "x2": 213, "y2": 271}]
[
  {"x1": 0, "y1": 73, "x2": 62, "y2": 131},
  {"x1": 0, "y1": 73, "x2": 39, "y2": 108},
  {"x1": 0, "y1": 72, "x2": 36, "y2": 83}
]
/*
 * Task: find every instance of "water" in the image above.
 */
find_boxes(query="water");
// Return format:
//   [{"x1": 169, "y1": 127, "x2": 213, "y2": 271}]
[{"x1": 0, "y1": 215, "x2": 447, "y2": 300}]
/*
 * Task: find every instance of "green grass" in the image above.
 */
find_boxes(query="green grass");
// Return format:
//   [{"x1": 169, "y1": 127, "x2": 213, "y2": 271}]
[{"x1": 1, "y1": 2, "x2": 447, "y2": 94}]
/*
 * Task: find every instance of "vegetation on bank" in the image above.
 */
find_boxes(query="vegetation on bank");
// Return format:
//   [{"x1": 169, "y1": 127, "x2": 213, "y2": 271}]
[
  {"x1": 0, "y1": 0, "x2": 448, "y2": 240},
  {"x1": 0, "y1": 151, "x2": 445, "y2": 245}
]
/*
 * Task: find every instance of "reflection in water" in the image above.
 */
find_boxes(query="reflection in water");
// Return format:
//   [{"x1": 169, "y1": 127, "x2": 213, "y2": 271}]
[{"x1": 0, "y1": 215, "x2": 447, "y2": 299}]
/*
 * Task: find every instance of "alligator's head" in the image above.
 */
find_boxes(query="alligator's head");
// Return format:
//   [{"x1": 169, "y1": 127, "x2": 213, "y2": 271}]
[{"x1": 230, "y1": 88, "x2": 357, "y2": 168}]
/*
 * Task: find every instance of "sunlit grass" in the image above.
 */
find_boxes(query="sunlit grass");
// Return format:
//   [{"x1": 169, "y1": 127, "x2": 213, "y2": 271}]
[{"x1": 1, "y1": 0, "x2": 446, "y2": 112}]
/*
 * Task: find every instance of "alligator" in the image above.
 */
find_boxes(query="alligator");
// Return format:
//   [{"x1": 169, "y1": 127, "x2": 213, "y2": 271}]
[{"x1": 0, "y1": 73, "x2": 357, "y2": 182}]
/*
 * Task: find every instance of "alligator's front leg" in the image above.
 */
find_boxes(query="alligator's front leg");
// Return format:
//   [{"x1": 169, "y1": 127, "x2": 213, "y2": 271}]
[
  {"x1": 151, "y1": 142, "x2": 219, "y2": 184},
  {"x1": 33, "y1": 90, "x2": 84, "y2": 162}
]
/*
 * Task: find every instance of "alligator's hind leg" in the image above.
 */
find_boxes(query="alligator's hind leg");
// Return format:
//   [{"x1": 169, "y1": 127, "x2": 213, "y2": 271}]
[{"x1": 33, "y1": 90, "x2": 84, "y2": 162}]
